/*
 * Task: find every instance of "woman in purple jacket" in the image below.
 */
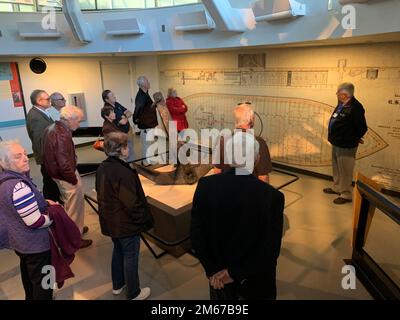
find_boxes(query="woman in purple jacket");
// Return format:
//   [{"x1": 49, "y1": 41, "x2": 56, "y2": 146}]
[{"x1": 0, "y1": 140, "x2": 55, "y2": 300}]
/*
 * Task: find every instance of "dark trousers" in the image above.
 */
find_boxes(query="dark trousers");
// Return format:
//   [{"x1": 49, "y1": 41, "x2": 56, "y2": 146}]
[
  {"x1": 210, "y1": 273, "x2": 277, "y2": 300},
  {"x1": 15, "y1": 250, "x2": 53, "y2": 300},
  {"x1": 111, "y1": 235, "x2": 141, "y2": 300},
  {"x1": 41, "y1": 165, "x2": 62, "y2": 203}
]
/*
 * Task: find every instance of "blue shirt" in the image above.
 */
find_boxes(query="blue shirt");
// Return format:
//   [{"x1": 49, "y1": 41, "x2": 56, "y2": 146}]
[
  {"x1": 47, "y1": 107, "x2": 61, "y2": 121},
  {"x1": 33, "y1": 106, "x2": 52, "y2": 120},
  {"x1": 328, "y1": 104, "x2": 345, "y2": 135}
]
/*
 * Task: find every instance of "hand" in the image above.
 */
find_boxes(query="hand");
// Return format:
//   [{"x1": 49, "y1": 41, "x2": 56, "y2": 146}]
[
  {"x1": 46, "y1": 199, "x2": 59, "y2": 206},
  {"x1": 359, "y1": 138, "x2": 364, "y2": 144},
  {"x1": 209, "y1": 275, "x2": 225, "y2": 290},
  {"x1": 124, "y1": 110, "x2": 133, "y2": 118},
  {"x1": 119, "y1": 117, "x2": 128, "y2": 125},
  {"x1": 214, "y1": 269, "x2": 234, "y2": 285}
]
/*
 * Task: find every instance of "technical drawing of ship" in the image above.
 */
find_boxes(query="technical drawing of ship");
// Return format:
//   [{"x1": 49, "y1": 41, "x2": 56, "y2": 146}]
[{"x1": 184, "y1": 93, "x2": 388, "y2": 167}]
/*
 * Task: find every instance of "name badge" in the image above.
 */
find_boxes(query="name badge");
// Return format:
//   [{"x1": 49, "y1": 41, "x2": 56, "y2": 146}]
[{"x1": 332, "y1": 113, "x2": 338, "y2": 118}]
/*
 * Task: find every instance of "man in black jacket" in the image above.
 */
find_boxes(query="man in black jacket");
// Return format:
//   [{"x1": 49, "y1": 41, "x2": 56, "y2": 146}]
[
  {"x1": 133, "y1": 76, "x2": 158, "y2": 166},
  {"x1": 191, "y1": 133, "x2": 284, "y2": 300},
  {"x1": 324, "y1": 83, "x2": 368, "y2": 204}
]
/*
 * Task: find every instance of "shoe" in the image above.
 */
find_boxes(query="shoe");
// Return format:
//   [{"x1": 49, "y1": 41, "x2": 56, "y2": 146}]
[
  {"x1": 132, "y1": 287, "x2": 151, "y2": 300},
  {"x1": 323, "y1": 188, "x2": 340, "y2": 195},
  {"x1": 333, "y1": 197, "x2": 352, "y2": 205},
  {"x1": 80, "y1": 239, "x2": 93, "y2": 249},
  {"x1": 82, "y1": 226, "x2": 89, "y2": 235},
  {"x1": 112, "y1": 285, "x2": 126, "y2": 295}
]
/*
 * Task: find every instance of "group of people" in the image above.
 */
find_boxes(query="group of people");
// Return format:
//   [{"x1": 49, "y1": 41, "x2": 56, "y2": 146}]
[
  {"x1": 101, "y1": 76, "x2": 190, "y2": 166},
  {"x1": 0, "y1": 79, "x2": 367, "y2": 301}
]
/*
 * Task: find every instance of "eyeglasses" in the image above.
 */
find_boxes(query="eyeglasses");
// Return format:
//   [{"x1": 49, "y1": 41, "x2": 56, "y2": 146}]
[{"x1": 54, "y1": 98, "x2": 66, "y2": 101}]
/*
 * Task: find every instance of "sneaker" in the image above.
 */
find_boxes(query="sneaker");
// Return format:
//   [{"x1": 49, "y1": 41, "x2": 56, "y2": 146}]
[
  {"x1": 132, "y1": 287, "x2": 151, "y2": 300},
  {"x1": 323, "y1": 188, "x2": 340, "y2": 195},
  {"x1": 112, "y1": 285, "x2": 126, "y2": 295},
  {"x1": 333, "y1": 197, "x2": 352, "y2": 205},
  {"x1": 80, "y1": 239, "x2": 93, "y2": 249}
]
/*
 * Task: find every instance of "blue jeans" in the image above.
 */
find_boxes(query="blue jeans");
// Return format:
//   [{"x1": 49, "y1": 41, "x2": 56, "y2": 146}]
[{"x1": 111, "y1": 235, "x2": 141, "y2": 300}]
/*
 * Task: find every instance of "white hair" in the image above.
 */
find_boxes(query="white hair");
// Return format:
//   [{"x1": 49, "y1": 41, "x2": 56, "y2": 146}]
[
  {"x1": 337, "y1": 82, "x2": 355, "y2": 97},
  {"x1": 137, "y1": 76, "x2": 148, "y2": 88},
  {"x1": 234, "y1": 104, "x2": 255, "y2": 127},
  {"x1": 0, "y1": 139, "x2": 20, "y2": 170},
  {"x1": 60, "y1": 105, "x2": 84, "y2": 121}
]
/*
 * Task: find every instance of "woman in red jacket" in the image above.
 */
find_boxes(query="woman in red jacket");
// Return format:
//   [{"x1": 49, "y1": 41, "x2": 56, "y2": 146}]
[{"x1": 166, "y1": 88, "x2": 189, "y2": 133}]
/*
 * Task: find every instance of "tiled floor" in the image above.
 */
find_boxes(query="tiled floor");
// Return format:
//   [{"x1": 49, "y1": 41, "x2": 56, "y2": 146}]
[{"x1": 0, "y1": 144, "x2": 375, "y2": 300}]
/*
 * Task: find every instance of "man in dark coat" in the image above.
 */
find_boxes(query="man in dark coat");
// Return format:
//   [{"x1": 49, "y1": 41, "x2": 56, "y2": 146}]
[
  {"x1": 324, "y1": 82, "x2": 368, "y2": 204},
  {"x1": 26, "y1": 89, "x2": 61, "y2": 202},
  {"x1": 191, "y1": 132, "x2": 285, "y2": 300},
  {"x1": 133, "y1": 76, "x2": 158, "y2": 166}
]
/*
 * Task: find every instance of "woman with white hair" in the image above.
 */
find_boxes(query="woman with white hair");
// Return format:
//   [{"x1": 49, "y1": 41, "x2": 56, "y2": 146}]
[
  {"x1": 0, "y1": 140, "x2": 54, "y2": 300},
  {"x1": 166, "y1": 87, "x2": 189, "y2": 133}
]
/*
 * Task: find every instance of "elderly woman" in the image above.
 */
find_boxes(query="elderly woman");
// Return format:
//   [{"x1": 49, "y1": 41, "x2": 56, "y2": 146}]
[
  {"x1": 166, "y1": 87, "x2": 189, "y2": 133},
  {"x1": 102, "y1": 89, "x2": 132, "y2": 134},
  {"x1": 95, "y1": 132, "x2": 154, "y2": 300},
  {"x1": 0, "y1": 140, "x2": 54, "y2": 300},
  {"x1": 101, "y1": 105, "x2": 136, "y2": 162}
]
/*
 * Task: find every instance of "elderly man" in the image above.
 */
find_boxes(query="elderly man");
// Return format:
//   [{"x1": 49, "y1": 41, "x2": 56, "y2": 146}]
[
  {"x1": 324, "y1": 83, "x2": 368, "y2": 204},
  {"x1": 48, "y1": 92, "x2": 66, "y2": 121},
  {"x1": 215, "y1": 103, "x2": 273, "y2": 183},
  {"x1": 26, "y1": 89, "x2": 61, "y2": 203},
  {"x1": 191, "y1": 132, "x2": 284, "y2": 300},
  {"x1": 133, "y1": 76, "x2": 158, "y2": 166},
  {"x1": 0, "y1": 140, "x2": 53, "y2": 300},
  {"x1": 42, "y1": 106, "x2": 92, "y2": 248}
]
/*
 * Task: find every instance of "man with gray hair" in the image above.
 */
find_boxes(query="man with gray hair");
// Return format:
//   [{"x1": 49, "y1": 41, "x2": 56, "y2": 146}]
[
  {"x1": 48, "y1": 92, "x2": 66, "y2": 121},
  {"x1": 324, "y1": 82, "x2": 368, "y2": 204},
  {"x1": 43, "y1": 105, "x2": 92, "y2": 248},
  {"x1": 26, "y1": 89, "x2": 61, "y2": 203},
  {"x1": 191, "y1": 131, "x2": 284, "y2": 300},
  {"x1": 215, "y1": 103, "x2": 273, "y2": 183},
  {"x1": 133, "y1": 76, "x2": 158, "y2": 166}
]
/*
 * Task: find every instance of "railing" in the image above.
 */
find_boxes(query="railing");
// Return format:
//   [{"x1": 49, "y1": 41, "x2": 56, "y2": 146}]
[{"x1": 346, "y1": 173, "x2": 400, "y2": 300}]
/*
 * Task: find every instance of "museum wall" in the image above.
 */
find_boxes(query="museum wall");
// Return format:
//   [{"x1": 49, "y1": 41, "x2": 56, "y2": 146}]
[
  {"x1": 1, "y1": 42, "x2": 399, "y2": 192},
  {"x1": 0, "y1": 56, "x2": 141, "y2": 152},
  {"x1": 158, "y1": 42, "x2": 400, "y2": 192}
]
